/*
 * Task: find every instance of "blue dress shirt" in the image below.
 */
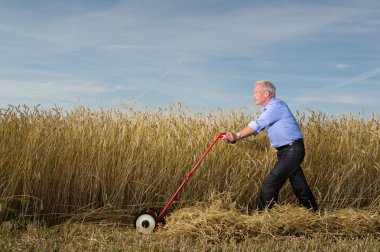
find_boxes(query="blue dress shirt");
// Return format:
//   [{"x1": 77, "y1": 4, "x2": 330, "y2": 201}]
[{"x1": 248, "y1": 98, "x2": 303, "y2": 148}]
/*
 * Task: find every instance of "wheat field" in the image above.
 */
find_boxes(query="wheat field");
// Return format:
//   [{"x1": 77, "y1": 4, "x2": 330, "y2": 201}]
[{"x1": 0, "y1": 104, "x2": 379, "y2": 251}]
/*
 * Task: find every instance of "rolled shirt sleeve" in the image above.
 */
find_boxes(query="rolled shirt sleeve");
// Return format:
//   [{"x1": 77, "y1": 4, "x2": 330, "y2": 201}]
[
  {"x1": 248, "y1": 100, "x2": 283, "y2": 134},
  {"x1": 247, "y1": 98, "x2": 303, "y2": 147}
]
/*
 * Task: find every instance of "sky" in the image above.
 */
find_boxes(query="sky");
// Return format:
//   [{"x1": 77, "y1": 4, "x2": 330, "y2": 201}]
[{"x1": 0, "y1": 0, "x2": 379, "y2": 116}]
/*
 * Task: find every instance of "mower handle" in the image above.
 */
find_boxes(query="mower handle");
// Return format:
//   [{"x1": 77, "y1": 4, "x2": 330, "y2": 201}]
[{"x1": 156, "y1": 132, "x2": 227, "y2": 222}]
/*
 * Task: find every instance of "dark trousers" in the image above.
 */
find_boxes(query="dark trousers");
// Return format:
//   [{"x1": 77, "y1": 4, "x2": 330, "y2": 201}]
[{"x1": 257, "y1": 140, "x2": 318, "y2": 211}]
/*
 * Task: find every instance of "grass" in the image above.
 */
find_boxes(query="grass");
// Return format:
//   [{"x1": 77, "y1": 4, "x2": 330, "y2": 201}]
[
  {"x1": 0, "y1": 217, "x2": 379, "y2": 251},
  {"x1": 0, "y1": 104, "x2": 379, "y2": 250}
]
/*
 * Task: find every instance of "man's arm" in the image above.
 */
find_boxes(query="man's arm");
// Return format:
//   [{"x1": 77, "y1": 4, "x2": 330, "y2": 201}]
[{"x1": 223, "y1": 126, "x2": 255, "y2": 143}]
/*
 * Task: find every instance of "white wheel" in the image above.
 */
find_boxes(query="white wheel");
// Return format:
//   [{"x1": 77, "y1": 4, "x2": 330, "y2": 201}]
[{"x1": 135, "y1": 213, "x2": 157, "y2": 234}]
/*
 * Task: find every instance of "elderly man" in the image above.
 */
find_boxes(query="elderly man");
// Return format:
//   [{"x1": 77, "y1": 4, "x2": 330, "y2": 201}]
[{"x1": 223, "y1": 80, "x2": 318, "y2": 211}]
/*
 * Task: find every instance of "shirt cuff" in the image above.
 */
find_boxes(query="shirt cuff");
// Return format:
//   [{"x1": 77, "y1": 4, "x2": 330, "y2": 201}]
[{"x1": 248, "y1": 121, "x2": 259, "y2": 136}]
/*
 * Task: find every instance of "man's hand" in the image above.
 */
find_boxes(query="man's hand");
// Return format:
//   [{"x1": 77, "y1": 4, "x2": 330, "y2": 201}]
[{"x1": 222, "y1": 132, "x2": 239, "y2": 144}]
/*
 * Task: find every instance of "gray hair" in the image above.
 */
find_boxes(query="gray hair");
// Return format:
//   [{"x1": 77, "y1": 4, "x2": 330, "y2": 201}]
[{"x1": 254, "y1": 80, "x2": 276, "y2": 97}]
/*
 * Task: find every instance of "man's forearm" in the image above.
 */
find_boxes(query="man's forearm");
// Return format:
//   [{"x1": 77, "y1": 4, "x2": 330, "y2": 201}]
[{"x1": 235, "y1": 126, "x2": 255, "y2": 140}]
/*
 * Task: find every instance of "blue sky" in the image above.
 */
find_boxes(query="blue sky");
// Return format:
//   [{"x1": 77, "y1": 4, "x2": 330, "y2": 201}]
[{"x1": 0, "y1": 0, "x2": 379, "y2": 115}]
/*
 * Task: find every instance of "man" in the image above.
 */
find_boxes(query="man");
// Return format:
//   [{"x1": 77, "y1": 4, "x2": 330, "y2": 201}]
[{"x1": 223, "y1": 80, "x2": 318, "y2": 211}]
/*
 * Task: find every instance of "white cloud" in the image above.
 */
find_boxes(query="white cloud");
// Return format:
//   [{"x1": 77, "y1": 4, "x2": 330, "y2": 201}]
[
  {"x1": 330, "y1": 66, "x2": 380, "y2": 89},
  {"x1": 290, "y1": 65, "x2": 380, "y2": 108},
  {"x1": 336, "y1": 64, "x2": 349, "y2": 70},
  {"x1": 0, "y1": 1, "x2": 379, "y2": 114},
  {"x1": 0, "y1": 80, "x2": 129, "y2": 99},
  {"x1": 293, "y1": 92, "x2": 380, "y2": 106},
  {"x1": 0, "y1": 1, "x2": 369, "y2": 57}
]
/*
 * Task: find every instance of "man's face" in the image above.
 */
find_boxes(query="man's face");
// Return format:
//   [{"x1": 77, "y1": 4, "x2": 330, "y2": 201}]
[{"x1": 253, "y1": 84, "x2": 270, "y2": 106}]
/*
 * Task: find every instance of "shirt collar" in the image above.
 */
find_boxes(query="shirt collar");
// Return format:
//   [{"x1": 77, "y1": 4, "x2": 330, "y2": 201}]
[{"x1": 263, "y1": 97, "x2": 276, "y2": 111}]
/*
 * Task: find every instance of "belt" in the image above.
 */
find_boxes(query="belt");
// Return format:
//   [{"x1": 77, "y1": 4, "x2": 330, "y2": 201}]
[{"x1": 276, "y1": 139, "x2": 303, "y2": 151}]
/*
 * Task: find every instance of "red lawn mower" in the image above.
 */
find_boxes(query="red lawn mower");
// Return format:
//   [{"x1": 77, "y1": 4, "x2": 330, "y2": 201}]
[{"x1": 134, "y1": 133, "x2": 228, "y2": 234}]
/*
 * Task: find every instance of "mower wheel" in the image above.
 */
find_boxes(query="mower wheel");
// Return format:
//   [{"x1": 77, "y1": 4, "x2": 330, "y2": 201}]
[{"x1": 134, "y1": 209, "x2": 159, "y2": 234}]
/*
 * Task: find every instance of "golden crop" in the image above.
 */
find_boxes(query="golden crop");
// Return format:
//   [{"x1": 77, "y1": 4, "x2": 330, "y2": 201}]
[{"x1": 0, "y1": 104, "x2": 379, "y2": 225}]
